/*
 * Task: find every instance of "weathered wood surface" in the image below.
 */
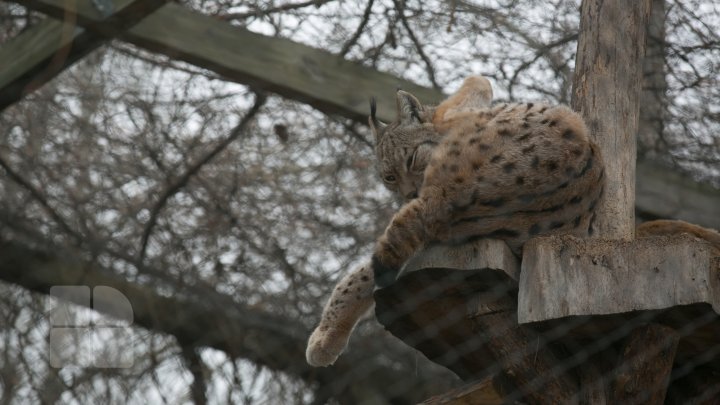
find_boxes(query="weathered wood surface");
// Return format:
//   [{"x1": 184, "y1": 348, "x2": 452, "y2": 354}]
[
  {"x1": 571, "y1": 0, "x2": 652, "y2": 239},
  {"x1": 519, "y1": 234, "x2": 719, "y2": 323},
  {"x1": 0, "y1": 0, "x2": 168, "y2": 111},
  {"x1": 0, "y1": 20, "x2": 86, "y2": 111},
  {"x1": 419, "y1": 378, "x2": 503, "y2": 405},
  {"x1": 637, "y1": 0, "x2": 668, "y2": 161},
  {"x1": 15, "y1": 0, "x2": 442, "y2": 123},
  {"x1": 611, "y1": 324, "x2": 679, "y2": 404},
  {"x1": 402, "y1": 239, "x2": 519, "y2": 281}
]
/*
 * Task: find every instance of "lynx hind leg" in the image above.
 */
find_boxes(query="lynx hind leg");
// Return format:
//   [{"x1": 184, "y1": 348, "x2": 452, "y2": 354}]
[{"x1": 306, "y1": 261, "x2": 375, "y2": 367}]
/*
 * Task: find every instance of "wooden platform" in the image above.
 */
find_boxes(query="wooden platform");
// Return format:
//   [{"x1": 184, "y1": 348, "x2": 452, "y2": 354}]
[{"x1": 374, "y1": 237, "x2": 720, "y2": 403}]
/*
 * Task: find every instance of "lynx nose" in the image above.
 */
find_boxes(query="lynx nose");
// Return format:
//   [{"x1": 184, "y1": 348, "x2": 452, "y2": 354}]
[{"x1": 405, "y1": 191, "x2": 418, "y2": 200}]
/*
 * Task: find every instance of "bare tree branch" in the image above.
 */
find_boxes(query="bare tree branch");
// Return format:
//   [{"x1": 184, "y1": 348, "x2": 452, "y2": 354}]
[
  {"x1": 339, "y1": 0, "x2": 375, "y2": 57},
  {"x1": 181, "y1": 346, "x2": 207, "y2": 405},
  {"x1": 393, "y1": 0, "x2": 441, "y2": 89},
  {"x1": 218, "y1": 0, "x2": 337, "y2": 21},
  {"x1": 138, "y1": 93, "x2": 266, "y2": 262},
  {"x1": 0, "y1": 154, "x2": 82, "y2": 243}
]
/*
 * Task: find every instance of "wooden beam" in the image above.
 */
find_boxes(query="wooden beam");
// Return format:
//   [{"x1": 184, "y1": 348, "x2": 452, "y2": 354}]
[
  {"x1": 0, "y1": 19, "x2": 95, "y2": 111},
  {"x1": 571, "y1": 0, "x2": 653, "y2": 239},
  {"x1": 0, "y1": 0, "x2": 169, "y2": 111},
  {"x1": 420, "y1": 378, "x2": 504, "y2": 405},
  {"x1": 14, "y1": 0, "x2": 444, "y2": 123}
]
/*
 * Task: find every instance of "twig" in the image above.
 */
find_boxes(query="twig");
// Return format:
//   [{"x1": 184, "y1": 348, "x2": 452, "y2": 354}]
[
  {"x1": 182, "y1": 345, "x2": 207, "y2": 405},
  {"x1": 507, "y1": 34, "x2": 578, "y2": 98},
  {"x1": 392, "y1": 0, "x2": 441, "y2": 90},
  {"x1": 339, "y1": 0, "x2": 375, "y2": 57},
  {"x1": 138, "y1": 93, "x2": 266, "y2": 261},
  {"x1": 0, "y1": 154, "x2": 81, "y2": 243},
  {"x1": 219, "y1": 0, "x2": 336, "y2": 21}
]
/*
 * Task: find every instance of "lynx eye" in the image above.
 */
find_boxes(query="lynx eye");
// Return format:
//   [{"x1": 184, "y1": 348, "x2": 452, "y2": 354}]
[{"x1": 384, "y1": 174, "x2": 397, "y2": 183}]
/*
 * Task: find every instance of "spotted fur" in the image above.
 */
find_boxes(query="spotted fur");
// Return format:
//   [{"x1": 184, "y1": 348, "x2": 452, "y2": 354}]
[{"x1": 370, "y1": 77, "x2": 605, "y2": 286}]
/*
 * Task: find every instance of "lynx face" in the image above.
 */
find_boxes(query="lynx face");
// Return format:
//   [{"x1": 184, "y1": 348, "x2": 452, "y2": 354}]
[
  {"x1": 369, "y1": 93, "x2": 443, "y2": 200},
  {"x1": 370, "y1": 77, "x2": 495, "y2": 201}
]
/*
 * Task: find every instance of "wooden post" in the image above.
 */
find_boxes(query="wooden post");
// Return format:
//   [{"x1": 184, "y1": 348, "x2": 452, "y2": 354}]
[
  {"x1": 569, "y1": 2, "x2": 683, "y2": 404},
  {"x1": 571, "y1": 0, "x2": 652, "y2": 240}
]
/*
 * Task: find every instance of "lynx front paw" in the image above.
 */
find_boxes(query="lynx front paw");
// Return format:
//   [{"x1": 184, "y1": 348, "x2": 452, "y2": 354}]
[
  {"x1": 306, "y1": 326, "x2": 351, "y2": 367},
  {"x1": 371, "y1": 255, "x2": 398, "y2": 288}
]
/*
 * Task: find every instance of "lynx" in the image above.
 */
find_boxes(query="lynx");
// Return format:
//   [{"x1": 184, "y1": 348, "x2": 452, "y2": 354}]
[
  {"x1": 306, "y1": 76, "x2": 720, "y2": 367},
  {"x1": 370, "y1": 76, "x2": 605, "y2": 285},
  {"x1": 306, "y1": 76, "x2": 603, "y2": 366}
]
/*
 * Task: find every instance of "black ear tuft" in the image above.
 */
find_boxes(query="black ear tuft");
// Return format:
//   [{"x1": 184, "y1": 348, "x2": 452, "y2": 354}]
[{"x1": 370, "y1": 97, "x2": 377, "y2": 122}]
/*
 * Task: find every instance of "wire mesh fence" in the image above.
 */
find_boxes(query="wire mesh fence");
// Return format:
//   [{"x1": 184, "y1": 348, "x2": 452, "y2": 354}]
[{"x1": 0, "y1": 0, "x2": 719, "y2": 404}]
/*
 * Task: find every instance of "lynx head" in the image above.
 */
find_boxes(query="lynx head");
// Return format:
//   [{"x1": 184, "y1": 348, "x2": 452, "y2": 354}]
[{"x1": 369, "y1": 91, "x2": 442, "y2": 200}]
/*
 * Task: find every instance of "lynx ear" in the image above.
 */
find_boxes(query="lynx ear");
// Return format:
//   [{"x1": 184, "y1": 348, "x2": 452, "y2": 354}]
[
  {"x1": 396, "y1": 90, "x2": 423, "y2": 124},
  {"x1": 369, "y1": 97, "x2": 386, "y2": 141}
]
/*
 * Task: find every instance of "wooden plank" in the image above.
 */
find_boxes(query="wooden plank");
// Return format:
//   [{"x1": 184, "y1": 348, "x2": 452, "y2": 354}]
[
  {"x1": 23, "y1": 0, "x2": 169, "y2": 35},
  {"x1": 376, "y1": 240, "x2": 519, "y2": 381},
  {"x1": 518, "y1": 234, "x2": 719, "y2": 323},
  {"x1": 15, "y1": 0, "x2": 444, "y2": 123},
  {"x1": 570, "y1": 0, "x2": 652, "y2": 239},
  {"x1": 611, "y1": 324, "x2": 679, "y2": 404},
  {"x1": 401, "y1": 239, "x2": 520, "y2": 281},
  {"x1": 420, "y1": 378, "x2": 504, "y2": 405},
  {"x1": 0, "y1": 19, "x2": 95, "y2": 110},
  {"x1": 0, "y1": 0, "x2": 169, "y2": 111}
]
